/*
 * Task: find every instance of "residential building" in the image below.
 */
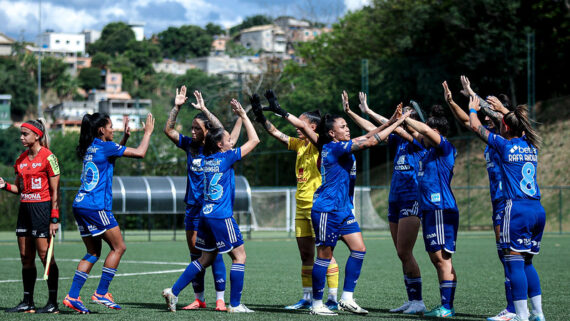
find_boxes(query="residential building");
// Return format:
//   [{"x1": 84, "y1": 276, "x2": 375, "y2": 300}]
[
  {"x1": 82, "y1": 29, "x2": 101, "y2": 44},
  {"x1": 0, "y1": 95, "x2": 12, "y2": 129},
  {"x1": 211, "y1": 36, "x2": 227, "y2": 56},
  {"x1": 239, "y1": 25, "x2": 286, "y2": 54},
  {"x1": 36, "y1": 31, "x2": 85, "y2": 55},
  {"x1": 153, "y1": 59, "x2": 196, "y2": 75},
  {"x1": 129, "y1": 22, "x2": 145, "y2": 41},
  {"x1": 99, "y1": 98, "x2": 151, "y2": 131},
  {"x1": 0, "y1": 33, "x2": 15, "y2": 56},
  {"x1": 188, "y1": 56, "x2": 261, "y2": 79}
]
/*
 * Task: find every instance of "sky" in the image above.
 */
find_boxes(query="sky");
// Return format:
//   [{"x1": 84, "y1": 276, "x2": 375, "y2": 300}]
[{"x1": 0, "y1": 0, "x2": 371, "y2": 42}]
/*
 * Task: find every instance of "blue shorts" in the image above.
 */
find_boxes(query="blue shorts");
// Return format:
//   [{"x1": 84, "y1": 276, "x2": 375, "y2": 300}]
[
  {"x1": 492, "y1": 199, "x2": 506, "y2": 227},
  {"x1": 196, "y1": 217, "x2": 244, "y2": 254},
  {"x1": 500, "y1": 199, "x2": 545, "y2": 255},
  {"x1": 422, "y1": 208, "x2": 459, "y2": 253},
  {"x1": 184, "y1": 205, "x2": 201, "y2": 231},
  {"x1": 311, "y1": 210, "x2": 361, "y2": 247},
  {"x1": 73, "y1": 207, "x2": 119, "y2": 237},
  {"x1": 388, "y1": 200, "x2": 421, "y2": 223}
]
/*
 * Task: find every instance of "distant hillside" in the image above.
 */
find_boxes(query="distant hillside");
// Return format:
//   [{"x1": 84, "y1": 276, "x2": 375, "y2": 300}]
[{"x1": 369, "y1": 95, "x2": 570, "y2": 232}]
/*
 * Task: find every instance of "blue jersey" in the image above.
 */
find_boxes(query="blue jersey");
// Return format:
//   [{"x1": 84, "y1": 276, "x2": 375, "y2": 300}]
[
  {"x1": 313, "y1": 140, "x2": 354, "y2": 213},
  {"x1": 177, "y1": 134, "x2": 205, "y2": 206},
  {"x1": 388, "y1": 134, "x2": 423, "y2": 203},
  {"x1": 348, "y1": 153, "x2": 356, "y2": 208},
  {"x1": 485, "y1": 144, "x2": 504, "y2": 202},
  {"x1": 417, "y1": 136, "x2": 457, "y2": 210},
  {"x1": 73, "y1": 138, "x2": 126, "y2": 211},
  {"x1": 488, "y1": 134, "x2": 540, "y2": 200},
  {"x1": 201, "y1": 148, "x2": 242, "y2": 219}
]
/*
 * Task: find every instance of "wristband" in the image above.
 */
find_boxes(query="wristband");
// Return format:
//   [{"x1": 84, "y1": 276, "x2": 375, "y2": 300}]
[
  {"x1": 469, "y1": 108, "x2": 477, "y2": 114},
  {"x1": 51, "y1": 208, "x2": 60, "y2": 219},
  {"x1": 4, "y1": 182, "x2": 11, "y2": 190}
]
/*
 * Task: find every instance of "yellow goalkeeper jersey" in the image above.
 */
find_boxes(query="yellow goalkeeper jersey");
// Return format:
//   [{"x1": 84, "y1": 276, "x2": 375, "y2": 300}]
[{"x1": 288, "y1": 137, "x2": 321, "y2": 203}]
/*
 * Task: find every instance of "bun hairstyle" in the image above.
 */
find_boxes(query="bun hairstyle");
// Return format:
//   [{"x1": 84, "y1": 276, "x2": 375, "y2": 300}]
[
  {"x1": 24, "y1": 118, "x2": 50, "y2": 148},
  {"x1": 316, "y1": 113, "x2": 342, "y2": 147},
  {"x1": 426, "y1": 104, "x2": 449, "y2": 136},
  {"x1": 301, "y1": 110, "x2": 322, "y2": 126},
  {"x1": 503, "y1": 104, "x2": 542, "y2": 150},
  {"x1": 402, "y1": 106, "x2": 420, "y2": 121},
  {"x1": 498, "y1": 94, "x2": 512, "y2": 111},
  {"x1": 77, "y1": 113, "x2": 111, "y2": 159},
  {"x1": 203, "y1": 126, "x2": 226, "y2": 156}
]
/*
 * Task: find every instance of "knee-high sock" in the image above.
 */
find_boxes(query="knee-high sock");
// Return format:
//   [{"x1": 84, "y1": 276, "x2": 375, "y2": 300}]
[
  {"x1": 189, "y1": 253, "x2": 205, "y2": 297},
  {"x1": 47, "y1": 263, "x2": 59, "y2": 303},
  {"x1": 524, "y1": 259, "x2": 542, "y2": 315},
  {"x1": 440, "y1": 280, "x2": 456, "y2": 309},
  {"x1": 212, "y1": 254, "x2": 226, "y2": 292},
  {"x1": 326, "y1": 263, "x2": 339, "y2": 302},
  {"x1": 172, "y1": 261, "x2": 204, "y2": 297},
  {"x1": 22, "y1": 267, "x2": 37, "y2": 303},
  {"x1": 312, "y1": 258, "x2": 331, "y2": 301},
  {"x1": 505, "y1": 254, "x2": 529, "y2": 319},
  {"x1": 96, "y1": 267, "x2": 117, "y2": 295},
  {"x1": 406, "y1": 276, "x2": 423, "y2": 301},
  {"x1": 343, "y1": 251, "x2": 365, "y2": 293},
  {"x1": 230, "y1": 263, "x2": 245, "y2": 307},
  {"x1": 497, "y1": 245, "x2": 515, "y2": 312},
  {"x1": 68, "y1": 270, "x2": 89, "y2": 299}
]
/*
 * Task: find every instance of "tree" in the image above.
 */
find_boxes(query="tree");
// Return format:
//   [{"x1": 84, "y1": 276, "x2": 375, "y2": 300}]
[
  {"x1": 205, "y1": 23, "x2": 224, "y2": 36},
  {"x1": 91, "y1": 52, "x2": 111, "y2": 69},
  {"x1": 0, "y1": 57, "x2": 36, "y2": 119},
  {"x1": 229, "y1": 15, "x2": 273, "y2": 35},
  {"x1": 78, "y1": 67, "x2": 102, "y2": 91},
  {"x1": 158, "y1": 25, "x2": 212, "y2": 60},
  {"x1": 125, "y1": 39, "x2": 161, "y2": 73},
  {"x1": 88, "y1": 22, "x2": 136, "y2": 55}
]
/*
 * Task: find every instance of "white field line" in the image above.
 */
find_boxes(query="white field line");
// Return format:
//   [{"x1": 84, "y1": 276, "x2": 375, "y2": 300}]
[{"x1": 0, "y1": 258, "x2": 189, "y2": 283}]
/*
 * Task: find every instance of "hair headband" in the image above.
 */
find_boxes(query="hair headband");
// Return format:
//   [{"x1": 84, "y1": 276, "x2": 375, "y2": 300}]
[
  {"x1": 501, "y1": 117, "x2": 510, "y2": 132},
  {"x1": 21, "y1": 123, "x2": 44, "y2": 138}
]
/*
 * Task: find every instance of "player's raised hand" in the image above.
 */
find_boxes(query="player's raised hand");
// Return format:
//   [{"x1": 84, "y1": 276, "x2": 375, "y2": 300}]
[
  {"x1": 174, "y1": 86, "x2": 188, "y2": 107},
  {"x1": 469, "y1": 96, "x2": 481, "y2": 112},
  {"x1": 191, "y1": 90, "x2": 206, "y2": 110},
  {"x1": 249, "y1": 94, "x2": 266, "y2": 123},
  {"x1": 123, "y1": 116, "x2": 131, "y2": 138},
  {"x1": 390, "y1": 103, "x2": 403, "y2": 122},
  {"x1": 460, "y1": 75, "x2": 475, "y2": 97},
  {"x1": 442, "y1": 81, "x2": 453, "y2": 103},
  {"x1": 358, "y1": 92, "x2": 369, "y2": 113},
  {"x1": 142, "y1": 113, "x2": 155, "y2": 135},
  {"x1": 231, "y1": 99, "x2": 246, "y2": 118},
  {"x1": 342, "y1": 90, "x2": 350, "y2": 113},
  {"x1": 263, "y1": 89, "x2": 288, "y2": 117}
]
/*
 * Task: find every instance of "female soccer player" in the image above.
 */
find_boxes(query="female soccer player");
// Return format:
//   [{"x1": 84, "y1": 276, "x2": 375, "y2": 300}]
[
  {"x1": 446, "y1": 77, "x2": 516, "y2": 321},
  {"x1": 163, "y1": 98, "x2": 259, "y2": 313},
  {"x1": 402, "y1": 104, "x2": 459, "y2": 318},
  {"x1": 342, "y1": 91, "x2": 427, "y2": 314},
  {"x1": 164, "y1": 86, "x2": 242, "y2": 311},
  {"x1": 1, "y1": 119, "x2": 61, "y2": 314},
  {"x1": 63, "y1": 112, "x2": 155, "y2": 313},
  {"x1": 250, "y1": 90, "x2": 340, "y2": 310},
  {"x1": 469, "y1": 97, "x2": 545, "y2": 321},
  {"x1": 307, "y1": 103, "x2": 410, "y2": 316}
]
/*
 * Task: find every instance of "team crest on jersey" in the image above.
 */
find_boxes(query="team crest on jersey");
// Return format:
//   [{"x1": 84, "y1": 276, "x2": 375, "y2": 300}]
[
  {"x1": 191, "y1": 159, "x2": 203, "y2": 172},
  {"x1": 430, "y1": 193, "x2": 441, "y2": 202},
  {"x1": 203, "y1": 203, "x2": 214, "y2": 214},
  {"x1": 31, "y1": 177, "x2": 42, "y2": 189},
  {"x1": 75, "y1": 192, "x2": 85, "y2": 203}
]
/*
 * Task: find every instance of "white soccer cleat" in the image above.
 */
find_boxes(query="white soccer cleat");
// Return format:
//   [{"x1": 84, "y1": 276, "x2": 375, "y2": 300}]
[
  {"x1": 338, "y1": 298, "x2": 368, "y2": 315},
  {"x1": 529, "y1": 313, "x2": 545, "y2": 321},
  {"x1": 403, "y1": 300, "x2": 427, "y2": 314},
  {"x1": 227, "y1": 303, "x2": 254, "y2": 313},
  {"x1": 310, "y1": 304, "x2": 338, "y2": 316},
  {"x1": 161, "y1": 288, "x2": 178, "y2": 312},
  {"x1": 389, "y1": 301, "x2": 411, "y2": 312},
  {"x1": 487, "y1": 309, "x2": 517, "y2": 321}
]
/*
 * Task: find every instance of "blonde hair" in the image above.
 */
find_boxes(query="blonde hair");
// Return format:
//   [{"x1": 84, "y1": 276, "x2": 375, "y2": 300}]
[{"x1": 24, "y1": 118, "x2": 50, "y2": 149}]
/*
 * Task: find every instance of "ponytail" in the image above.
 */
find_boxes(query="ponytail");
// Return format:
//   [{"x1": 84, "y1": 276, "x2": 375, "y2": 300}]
[
  {"x1": 316, "y1": 113, "x2": 341, "y2": 148},
  {"x1": 426, "y1": 104, "x2": 449, "y2": 136},
  {"x1": 76, "y1": 113, "x2": 111, "y2": 159},
  {"x1": 203, "y1": 127, "x2": 225, "y2": 156},
  {"x1": 503, "y1": 105, "x2": 542, "y2": 150}
]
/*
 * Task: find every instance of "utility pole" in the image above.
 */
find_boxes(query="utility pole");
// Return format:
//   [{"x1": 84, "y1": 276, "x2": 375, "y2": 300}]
[{"x1": 37, "y1": 0, "x2": 43, "y2": 118}]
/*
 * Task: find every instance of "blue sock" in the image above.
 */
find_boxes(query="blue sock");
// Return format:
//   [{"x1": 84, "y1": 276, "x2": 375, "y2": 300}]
[
  {"x1": 190, "y1": 254, "x2": 205, "y2": 295},
  {"x1": 96, "y1": 267, "x2": 117, "y2": 295},
  {"x1": 505, "y1": 255, "x2": 527, "y2": 301},
  {"x1": 524, "y1": 259, "x2": 541, "y2": 298},
  {"x1": 343, "y1": 251, "x2": 365, "y2": 293},
  {"x1": 403, "y1": 275, "x2": 411, "y2": 301},
  {"x1": 173, "y1": 261, "x2": 203, "y2": 296},
  {"x1": 407, "y1": 276, "x2": 423, "y2": 301},
  {"x1": 497, "y1": 246, "x2": 515, "y2": 312},
  {"x1": 312, "y1": 257, "x2": 331, "y2": 301},
  {"x1": 69, "y1": 270, "x2": 89, "y2": 299},
  {"x1": 440, "y1": 280, "x2": 456, "y2": 309},
  {"x1": 212, "y1": 254, "x2": 226, "y2": 291},
  {"x1": 230, "y1": 263, "x2": 245, "y2": 307}
]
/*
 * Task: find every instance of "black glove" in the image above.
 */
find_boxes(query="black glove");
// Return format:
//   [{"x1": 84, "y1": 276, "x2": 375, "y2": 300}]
[
  {"x1": 249, "y1": 94, "x2": 266, "y2": 124},
  {"x1": 263, "y1": 89, "x2": 289, "y2": 118}
]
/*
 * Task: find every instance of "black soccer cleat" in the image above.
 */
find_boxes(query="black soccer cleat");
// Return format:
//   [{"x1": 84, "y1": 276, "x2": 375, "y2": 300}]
[
  {"x1": 5, "y1": 301, "x2": 36, "y2": 313},
  {"x1": 36, "y1": 301, "x2": 60, "y2": 314}
]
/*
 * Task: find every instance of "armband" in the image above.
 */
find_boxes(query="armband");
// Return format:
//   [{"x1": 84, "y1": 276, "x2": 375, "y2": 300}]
[
  {"x1": 469, "y1": 108, "x2": 477, "y2": 114},
  {"x1": 51, "y1": 208, "x2": 60, "y2": 219},
  {"x1": 3, "y1": 182, "x2": 11, "y2": 190}
]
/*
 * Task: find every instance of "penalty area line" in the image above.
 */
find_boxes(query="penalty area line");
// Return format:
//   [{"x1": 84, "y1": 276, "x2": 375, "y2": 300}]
[
  {"x1": 0, "y1": 268, "x2": 186, "y2": 283},
  {"x1": 0, "y1": 257, "x2": 189, "y2": 266}
]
